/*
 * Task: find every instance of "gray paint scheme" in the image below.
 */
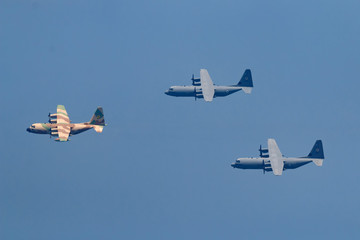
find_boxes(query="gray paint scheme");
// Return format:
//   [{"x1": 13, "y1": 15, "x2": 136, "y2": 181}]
[
  {"x1": 165, "y1": 69, "x2": 253, "y2": 100},
  {"x1": 231, "y1": 139, "x2": 324, "y2": 175},
  {"x1": 165, "y1": 85, "x2": 244, "y2": 98}
]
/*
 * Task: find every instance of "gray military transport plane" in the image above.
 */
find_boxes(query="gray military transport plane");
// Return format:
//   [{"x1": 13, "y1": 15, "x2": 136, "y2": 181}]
[
  {"x1": 231, "y1": 139, "x2": 324, "y2": 176},
  {"x1": 165, "y1": 69, "x2": 253, "y2": 102},
  {"x1": 26, "y1": 105, "x2": 105, "y2": 142}
]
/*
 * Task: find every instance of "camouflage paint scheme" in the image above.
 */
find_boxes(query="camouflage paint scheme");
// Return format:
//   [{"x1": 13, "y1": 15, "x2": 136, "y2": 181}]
[{"x1": 27, "y1": 105, "x2": 105, "y2": 142}]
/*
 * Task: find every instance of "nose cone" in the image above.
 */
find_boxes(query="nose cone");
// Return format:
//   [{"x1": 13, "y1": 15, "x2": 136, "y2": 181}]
[
  {"x1": 164, "y1": 90, "x2": 170, "y2": 95},
  {"x1": 231, "y1": 163, "x2": 236, "y2": 168},
  {"x1": 26, "y1": 128, "x2": 31, "y2": 132}
]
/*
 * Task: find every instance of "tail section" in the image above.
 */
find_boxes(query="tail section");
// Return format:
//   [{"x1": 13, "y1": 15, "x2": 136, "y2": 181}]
[
  {"x1": 93, "y1": 125, "x2": 104, "y2": 133},
  {"x1": 237, "y1": 69, "x2": 253, "y2": 94},
  {"x1": 307, "y1": 140, "x2": 324, "y2": 166},
  {"x1": 89, "y1": 107, "x2": 105, "y2": 132}
]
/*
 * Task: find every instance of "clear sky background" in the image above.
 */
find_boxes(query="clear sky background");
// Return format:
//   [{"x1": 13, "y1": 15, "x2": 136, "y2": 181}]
[{"x1": 1, "y1": 0, "x2": 360, "y2": 239}]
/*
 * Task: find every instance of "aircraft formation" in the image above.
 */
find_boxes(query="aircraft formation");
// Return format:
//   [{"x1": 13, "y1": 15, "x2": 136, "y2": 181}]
[{"x1": 27, "y1": 68, "x2": 324, "y2": 175}]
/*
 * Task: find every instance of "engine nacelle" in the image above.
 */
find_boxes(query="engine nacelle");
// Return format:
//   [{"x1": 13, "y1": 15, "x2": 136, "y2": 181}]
[
  {"x1": 49, "y1": 119, "x2": 57, "y2": 123},
  {"x1": 195, "y1": 93, "x2": 203, "y2": 98},
  {"x1": 55, "y1": 138, "x2": 70, "y2": 142},
  {"x1": 49, "y1": 114, "x2": 57, "y2": 119},
  {"x1": 192, "y1": 76, "x2": 201, "y2": 86},
  {"x1": 50, "y1": 132, "x2": 58, "y2": 136},
  {"x1": 259, "y1": 146, "x2": 269, "y2": 158},
  {"x1": 193, "y1": 79, "x2": 201, "y2": 86},
  {"x1": 263, "y1": 160, "x2": 272, "y2": 172}
]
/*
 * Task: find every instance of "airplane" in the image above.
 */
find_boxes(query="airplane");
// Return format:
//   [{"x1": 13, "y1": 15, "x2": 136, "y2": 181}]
[
  {"x1": 164, "y1": 69, "x2": 253, "y2": 102},
  {"x1": 231, "y1": 139, "x2": 324, "y2": 175},
  {"x1": 26, "y1": 105, "x2": 105, "y2": 142}
]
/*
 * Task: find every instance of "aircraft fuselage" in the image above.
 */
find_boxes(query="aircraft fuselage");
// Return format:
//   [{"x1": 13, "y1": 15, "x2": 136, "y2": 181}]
[
  {"x1": 231, "y1": 157, "x2": 315, "y2": 172},
  {"x1": 26, "y1": 123, "x2": 93, "y2": 136},
  {"x1": 164, "y1": 85, "x2": 242, "y2": 98}
]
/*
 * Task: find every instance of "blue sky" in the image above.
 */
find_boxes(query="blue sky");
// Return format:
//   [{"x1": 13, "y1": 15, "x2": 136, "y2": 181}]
[{"x1": 1, "y1": 0, "x2": 360, "y2": 239}]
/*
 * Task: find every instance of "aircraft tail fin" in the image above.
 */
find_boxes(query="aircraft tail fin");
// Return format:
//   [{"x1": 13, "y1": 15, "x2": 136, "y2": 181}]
[
  {"x1": 237, "y1": 69, "x2": 253, "y2": 94},
  {"x1": 89, "y1": 107, "x2": 105, "y2": 127},
  {"x1": 307, "y1": 140, "x2": 324, "y2": 166}
]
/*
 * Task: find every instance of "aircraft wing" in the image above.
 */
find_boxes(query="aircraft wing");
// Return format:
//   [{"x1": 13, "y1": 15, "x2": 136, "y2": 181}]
[
  {"x1": 200, "y1": 69, "x2": 215, "y2": 102},
  {"x1": 56, "y1": 105, "x2": 71, "y2": 141},
  {"x1": 56, "y1": 105, "x2": 70, "y2": 124},
  {"x1": 57, "y1": 124, "x2": 71, "y2": 141},
  {"x1": 268, "y1": 138, "x2": 284, "y2": 176}
]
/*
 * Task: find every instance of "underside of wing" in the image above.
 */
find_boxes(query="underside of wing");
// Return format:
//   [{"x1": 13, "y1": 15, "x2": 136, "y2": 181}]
[
  {"x1": 55, "y1": 105, "x2": 71, "y2": 141},
  {"x1": 268, "y1": 138, "x2": 284, "y2": 176},
  {"x1": 56, "y1": 125, "x2": 71, "y2": 141},
  {"x1": 57, "y1": 105, "x2": 70, "y2": 124},
  {"x1": 200, "y1": 69, "x2": 215, "y2": 102}
]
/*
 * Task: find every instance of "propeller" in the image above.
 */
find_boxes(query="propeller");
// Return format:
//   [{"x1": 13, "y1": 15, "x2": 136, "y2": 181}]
[
  {"x1": 259, "y1": 145, "x2": 262, "y2": 157},
  {"x1": 193, "y1": 74, "x2": 197, "y2": 101},
  {"x1": 48, "y1": 112, "x2": 53, "y2": 123},
  {"x1": 262, "y1": 159, "x2": 265, "y2": 174},
  {"x1": 194, "y1": 87, "x2": 197, "y2": 101}
]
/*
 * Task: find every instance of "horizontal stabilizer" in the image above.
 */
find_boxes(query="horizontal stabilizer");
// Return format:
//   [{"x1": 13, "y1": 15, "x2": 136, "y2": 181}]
[
  {"x1": 242, "y1": 87, "x2": 252, "y2": 94},
  {"x1": 312, "y1": 159, "x2": 323, "y2": 166},
  {"x1": 93, "y1": 125, "x2": 104, "y2": 133}
]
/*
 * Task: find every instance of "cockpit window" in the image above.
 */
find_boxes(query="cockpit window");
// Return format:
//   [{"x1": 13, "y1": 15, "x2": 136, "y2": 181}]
[
  {"x1": 31, "y1": 125, "x2": 35, "y2": 128},
  {"x1": 169, "y1": 88, "x2": 174, "y2": 91}
]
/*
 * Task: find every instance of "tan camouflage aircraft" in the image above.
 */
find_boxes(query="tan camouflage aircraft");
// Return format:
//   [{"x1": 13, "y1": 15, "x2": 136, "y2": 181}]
[{"x1": 27, "y1": 105, "x2": 105, "y2": 142}]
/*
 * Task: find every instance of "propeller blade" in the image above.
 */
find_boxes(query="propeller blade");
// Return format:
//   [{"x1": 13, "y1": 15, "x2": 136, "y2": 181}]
[
  {"x1": 263, "y1": 159, "x2": 265, "y2": 174},
  {"x1": 259, "y1": 145, "x2": 261, "y2": 156}
]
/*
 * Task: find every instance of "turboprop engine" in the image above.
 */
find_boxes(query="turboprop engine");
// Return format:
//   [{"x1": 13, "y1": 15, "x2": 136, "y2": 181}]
[
  {"x1": 191, "y1": 74, "x2": 201, "y2": 86},
  {"x1": 195, "y1": 88, "x2": 203, "y2": 100},
  {"x1": 50, "y1": 127, "x2": 58, "y2": 136},
  {"x1": 48, "y1": 113, "x2": 58, "y2": 123},
  {"x1": 259, "y1": 145, "x2": 269, "y2": 158},
  {"x1": 54, "y1": 138, "x2": 70, "y2": 142},
  {"x1": 48, "y1": 113, "x2": 57, "y2": 118}
]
